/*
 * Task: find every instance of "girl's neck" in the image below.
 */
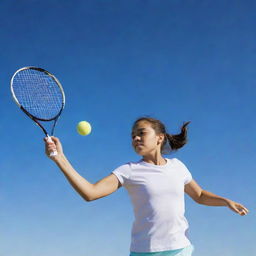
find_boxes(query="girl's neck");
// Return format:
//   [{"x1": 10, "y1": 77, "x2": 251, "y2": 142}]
[{"x1": 142, "y1": 153, "x2": 167, "y2": 166}]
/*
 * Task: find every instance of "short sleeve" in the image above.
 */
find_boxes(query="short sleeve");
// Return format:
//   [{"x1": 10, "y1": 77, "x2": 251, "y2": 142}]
[
  {"x1": 174, "y1": 158, "x2": 193, "y2": 185},
  {"x1": 112, "y1": 163, "x2": 132, "y2": 186},
  {"x1": 184, "y1": 167, "x2": 192, "y2": 185}
]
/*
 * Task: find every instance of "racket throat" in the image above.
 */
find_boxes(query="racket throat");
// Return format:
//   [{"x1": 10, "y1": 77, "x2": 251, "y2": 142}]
[{"x1": 20, "y1": 106, "x2": 49, "y2": 136}]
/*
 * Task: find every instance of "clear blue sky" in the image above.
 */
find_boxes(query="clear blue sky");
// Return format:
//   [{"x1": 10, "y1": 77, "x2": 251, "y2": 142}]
[{"x1": 0, "y1": 1, "x2": 255, "y2": 255}]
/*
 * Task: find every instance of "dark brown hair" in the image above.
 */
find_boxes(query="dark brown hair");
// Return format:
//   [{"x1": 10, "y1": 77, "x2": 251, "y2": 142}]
[{"x1": 132, "y1": 117, "x2": 190, "y2": 153}]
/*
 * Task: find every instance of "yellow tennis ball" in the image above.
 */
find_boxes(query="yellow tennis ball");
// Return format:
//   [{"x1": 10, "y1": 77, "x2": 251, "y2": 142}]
[{"x1": 77, "y1": 121, "x2": 92, "y2": 136}]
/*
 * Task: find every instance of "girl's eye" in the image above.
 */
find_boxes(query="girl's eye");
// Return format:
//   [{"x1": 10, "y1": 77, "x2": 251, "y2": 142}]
[
  {"x1": 140, "y1": 131, "x2": 145, "y2": 136},
  {"x1": 131, "y1": 131, "x2": 146, "y2": 138}
]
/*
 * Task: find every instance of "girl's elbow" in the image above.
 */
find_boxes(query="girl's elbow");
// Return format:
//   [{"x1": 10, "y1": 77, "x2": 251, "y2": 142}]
[
  {"x1": 84, "y1": 194, "x2": 102, "y2": 202},
  {"x1": 84, "y1": 197, "x2": 92, "y2": 202},
  {"x1": 80, "y1": 193, "x2": 95, "y2": 202},
  {"x1": 195, "y1": 198, "x2": 203, "y2": 204},
  {"x1": 195, "y1": 194, "x2": 203, "y2": 204},
  {"x1": 84, "y1": 195, "x2": 97, "y2": 202}
]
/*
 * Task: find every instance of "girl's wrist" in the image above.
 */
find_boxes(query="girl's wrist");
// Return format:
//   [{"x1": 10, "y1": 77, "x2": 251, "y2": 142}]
[
  {"x1": 224, "y1": 198, "x2": 232, "y2": 206},
  {"x1": 52, "y1": 153, "x2": 66, "y2": 164}
]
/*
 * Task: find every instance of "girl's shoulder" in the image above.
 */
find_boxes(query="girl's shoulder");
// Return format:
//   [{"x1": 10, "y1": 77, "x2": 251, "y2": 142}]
[{"x1": 166, "y1": 157, "x2": 182, "y2": 164}]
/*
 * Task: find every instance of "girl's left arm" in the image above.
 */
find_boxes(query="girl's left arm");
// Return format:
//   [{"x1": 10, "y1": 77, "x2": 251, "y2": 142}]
[{"x1": 185, "y1": 179, "x2": 249, "y2": 216}]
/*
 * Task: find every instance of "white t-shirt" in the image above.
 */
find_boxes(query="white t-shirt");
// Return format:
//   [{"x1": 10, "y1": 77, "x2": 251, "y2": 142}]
[{"x1": 112, "y1": 158, "x2": 193, "y2": 253}]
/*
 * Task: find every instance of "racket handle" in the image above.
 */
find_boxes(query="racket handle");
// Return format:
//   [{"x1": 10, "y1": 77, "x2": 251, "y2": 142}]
[{"x1": 47, "y1": 136, "x2": 58, "y2": 157}]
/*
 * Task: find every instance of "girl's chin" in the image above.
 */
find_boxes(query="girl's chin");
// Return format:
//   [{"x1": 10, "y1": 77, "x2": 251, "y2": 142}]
[
  {"x1": 135, "y1": 150, "x2": 147, "y2": 156},
  {"x1": 134, "y1": 149, "x2": 144, "y2": 155}
]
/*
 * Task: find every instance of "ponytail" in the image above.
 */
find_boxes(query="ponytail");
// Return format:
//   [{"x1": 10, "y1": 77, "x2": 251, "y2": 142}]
[{"x1": 164, "y1": 121, "x2": 190, "y2": 151}]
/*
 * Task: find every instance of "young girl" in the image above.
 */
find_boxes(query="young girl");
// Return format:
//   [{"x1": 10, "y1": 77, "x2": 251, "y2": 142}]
[{"x1": 44, "y1": 117, "x2": 249, "y2": 256}]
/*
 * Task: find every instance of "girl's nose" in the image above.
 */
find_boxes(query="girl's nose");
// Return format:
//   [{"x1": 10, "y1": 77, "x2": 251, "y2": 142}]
[{"x1": 133, "y1": 136, "x2": 140, "y2": 141}]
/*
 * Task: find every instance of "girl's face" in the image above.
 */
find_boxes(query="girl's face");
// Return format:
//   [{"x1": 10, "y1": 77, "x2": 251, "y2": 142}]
[{"x1": 131, "y1": 121, "x2": 164, "y2": 156}]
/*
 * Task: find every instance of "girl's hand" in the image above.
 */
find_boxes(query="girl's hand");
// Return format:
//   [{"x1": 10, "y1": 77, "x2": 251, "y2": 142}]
[
  {"x1": 44, "y1": 136, "x2": 64, "y2": 161},
  {"x1": 226, "y1": 200, "x2": 249, "y2": 216}
]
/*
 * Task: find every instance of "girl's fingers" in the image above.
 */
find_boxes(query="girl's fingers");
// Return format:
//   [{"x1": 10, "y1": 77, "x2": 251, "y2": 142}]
[
  {"x1": 44, "y1": 136, "x2": 63, "y2": 158},
  {"x1": 236, "y1": 204, "x2": 249, "y2": 215},
  {"x1": 241, "y1": 207, "x2": 249, "y2": 215},
  {"x1": 44, "y1": 137, "x2": 57, "y2": 155},
  {"x1": 242, "y1": 205, "x2": 249, "y2": 213},
  {"x1": 50, "y1": 136, "x2": 60, "y2": 144},
  {"x1": 228, "y1": 201, "x2": 249, "y2": 216},
  {"x1": 44, "y1": 137, "x2": 55, "y2": 145},
  {"x1": 48, "y1": 146, "x2": 56, "y2": 151}
]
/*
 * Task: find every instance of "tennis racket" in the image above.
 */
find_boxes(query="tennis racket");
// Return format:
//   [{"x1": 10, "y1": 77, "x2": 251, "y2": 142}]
[{"x1": 10, "y1": 67, "x2": 65, "y2": 157}]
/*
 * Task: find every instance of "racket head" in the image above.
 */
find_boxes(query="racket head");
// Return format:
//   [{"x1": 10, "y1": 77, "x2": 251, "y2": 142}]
[{"x1": 10, "y1": 67, "x2": 65, "y2": 122}]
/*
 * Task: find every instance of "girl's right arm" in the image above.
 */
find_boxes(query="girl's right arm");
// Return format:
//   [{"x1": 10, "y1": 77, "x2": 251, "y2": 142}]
[{"x1": 44, "y1": 137, "x2": 121, "y2": 201}]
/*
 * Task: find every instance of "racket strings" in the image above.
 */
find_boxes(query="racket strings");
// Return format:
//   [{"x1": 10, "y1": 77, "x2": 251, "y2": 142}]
[{"x1": 12, "y1": 69, "x2": 64, "y2": 120}]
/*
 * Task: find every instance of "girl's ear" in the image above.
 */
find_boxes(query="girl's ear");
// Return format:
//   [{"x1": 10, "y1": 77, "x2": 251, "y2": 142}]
[{"x1": 157, "y1": 133, "x2": 165, "y2": 145}]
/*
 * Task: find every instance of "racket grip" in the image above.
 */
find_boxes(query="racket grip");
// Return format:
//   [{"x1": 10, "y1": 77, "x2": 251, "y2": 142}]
[{"x1": 47, "y1": 136, "x2": 58, "y2": 157}]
